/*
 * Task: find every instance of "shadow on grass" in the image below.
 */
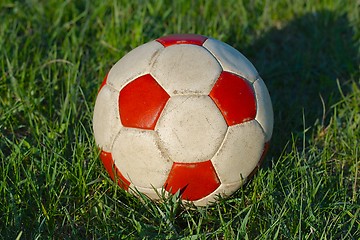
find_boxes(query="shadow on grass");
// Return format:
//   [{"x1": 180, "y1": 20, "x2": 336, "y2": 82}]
[{"x1": 233, "y1": 10, "x2": 358, "y2": 158}]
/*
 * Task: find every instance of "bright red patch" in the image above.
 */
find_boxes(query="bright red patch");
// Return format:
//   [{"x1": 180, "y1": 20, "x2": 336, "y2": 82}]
[
  {"x1": 164, "y1": 160, "x2": 220, "y2": 201},
  {"x1": 100, "y1": 150, "x2": 130, "y2": 190},
  {"x1": 98, "y1": 73, "x2": 108, "y2": 93},
  {"x1": 119, "y1": 74, "x2": 170, "y2": 130},
  {"x1": 156, "y1": 34, "x2": 208, "y2": 47},
  {"x1": 209, "y1": 71, "x2": 256, "y2": 126}
]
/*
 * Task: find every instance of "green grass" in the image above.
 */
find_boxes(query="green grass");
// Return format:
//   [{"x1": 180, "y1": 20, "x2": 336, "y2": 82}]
[{"x1": 1, "y1": 0, "x2": 359, "y2": 239}]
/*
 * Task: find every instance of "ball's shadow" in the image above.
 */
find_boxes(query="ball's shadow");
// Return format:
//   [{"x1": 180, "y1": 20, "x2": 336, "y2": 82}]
[{"x1": 229, "y1": 10, "x2": 358, "y2": 159}]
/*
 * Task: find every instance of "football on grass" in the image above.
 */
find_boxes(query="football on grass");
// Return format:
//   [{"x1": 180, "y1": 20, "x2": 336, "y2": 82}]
[{"x1": 93, "y1": 34, "x2": 273, "y2": 206}]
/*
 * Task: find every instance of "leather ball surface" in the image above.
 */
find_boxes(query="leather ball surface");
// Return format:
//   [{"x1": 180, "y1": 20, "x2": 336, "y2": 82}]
[{"x1": 93, "y1": 34, "x2": 273, "y2": 206}]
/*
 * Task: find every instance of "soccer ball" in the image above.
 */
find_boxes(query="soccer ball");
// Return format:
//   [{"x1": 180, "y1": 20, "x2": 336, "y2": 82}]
[{"x1": 93, "y1": 34, "x2": 273, "y2": 206}]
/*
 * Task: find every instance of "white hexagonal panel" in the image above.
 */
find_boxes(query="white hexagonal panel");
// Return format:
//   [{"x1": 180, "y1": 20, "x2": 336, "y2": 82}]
[
  {"x1": 203, "y1": 38, "x2": 258, "y2": 82},
  {"x1": 192, "y1": 181, "x2": 243, "y2": 206},
  {"x1": 253, "y1": 78, "x2": 274, "y2": 142},
  {"x1": 107, "y1": 40, "x2": 164, "y2": 91},
  {"x1": 112, "y1": 128, "x2": 172, "y2": 188},
  {"x1": 151, "y1": 44, "x2": 222, "y2": 96},
  {"x1": 212, "y1": 120, "x2": 265, "y2": 184},
  {"x1": 128, "y1": 186, "x2": 165, "y2": 201},
  {"x1": 156, "y1": 95, "x2": 227, "y2": 163},
  {"x1": 93, "y1": 85, "x2": 122, "y2": 152}
]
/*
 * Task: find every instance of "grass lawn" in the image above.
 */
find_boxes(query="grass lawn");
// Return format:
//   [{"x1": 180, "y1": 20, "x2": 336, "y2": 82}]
[{"x1": 1, "y1": 0, "x2": 359, "y2": 239}]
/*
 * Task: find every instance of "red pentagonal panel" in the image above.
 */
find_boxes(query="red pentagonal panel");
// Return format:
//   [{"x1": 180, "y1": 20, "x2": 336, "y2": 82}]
[
  {"x1": 100, "y1": 150, "x2": 130, "y2": 190},
  {"x1": 98, "y1": 73, "x2": 108, "y2": 93},
  {"x1": 156, "y1": 34, "x2": 208, "y2": 47},
  {"x1": 260, "y1": 141, "x2": 270, "y2": 164},
  {"x1": 209, "y1": 71, "x2": 256, "y2": 126},
  {"x1": 119, "y1": 74, "x2": 170, "y2": 130},
  {"x1": 248, "y1": 141, "x2": 270, "y2": 180},
  {"x1": 164, "y1": 160, "x2": 221, "y2": 201}
]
